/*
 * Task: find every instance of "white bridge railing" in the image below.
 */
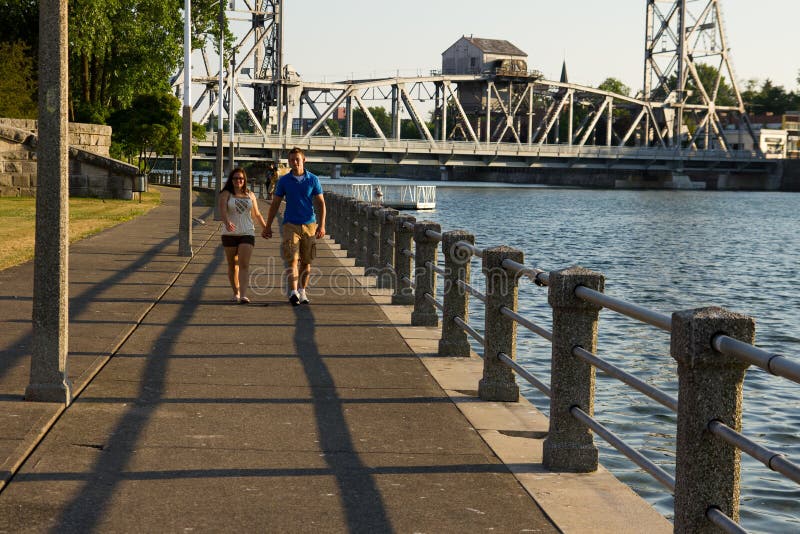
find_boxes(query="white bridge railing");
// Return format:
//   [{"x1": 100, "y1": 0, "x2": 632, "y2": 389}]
[{"x1": 325, "y1": 183, "x2": 436, "y2": 209}]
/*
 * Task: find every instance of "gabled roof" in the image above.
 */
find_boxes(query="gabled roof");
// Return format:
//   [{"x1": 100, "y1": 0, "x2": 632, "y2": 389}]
[{"x1": 464, "y1": 37, "x2": 526, "y2": 57}]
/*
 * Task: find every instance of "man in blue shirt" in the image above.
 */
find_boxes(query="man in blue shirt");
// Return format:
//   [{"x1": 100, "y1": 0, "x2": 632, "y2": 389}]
[{"x1": 263, "y1": 147, "x2": 326, "y2": 305}]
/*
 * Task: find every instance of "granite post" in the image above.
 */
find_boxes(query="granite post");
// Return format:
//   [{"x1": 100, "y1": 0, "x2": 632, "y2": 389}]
[
  {"x1": 357, "y1": 201, "x2": 370, "y2": 268},
  {"x1": 346, "y1": 199, "x2": 360, "y2": 260},
  {"x1": 391, "y1": 214, "x2": 416, "y2": 305},
  {"x1": 438, "y1": 231, "x2": 474, "y2": 357},
  {"x1": 26, "y1": 0, "x2": 72, "y2": 404},
  {"x1": 377, "y1": 208, "x2": 398, "y2": 289},
  {"x1": 478, "y1": 246, "x2": 522, "y2": 402},
  {"x1": 671, "y1": 307, "x2": 754, "y2": 533},
  {"x1": 543, "y1": 266, "x2": 603, "y2": 472},
  {"x1": 411, "y1": 221, "x2": 441, "y2": 327},
  {"x1": 365, "y1": 205, "x2": 381, "y2": 274}
]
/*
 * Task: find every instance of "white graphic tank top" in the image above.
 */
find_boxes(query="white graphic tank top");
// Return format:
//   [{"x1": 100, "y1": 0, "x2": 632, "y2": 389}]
[{"x1": 222, "y1": 194, "x2": 255, "y2": 236}]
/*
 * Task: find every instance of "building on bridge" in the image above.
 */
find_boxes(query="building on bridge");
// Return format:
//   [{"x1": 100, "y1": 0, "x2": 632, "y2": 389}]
[
  {"x1": 441, "y1": 36, "x2": 528, "y2": 76},
  {"x1": 724, "y1": 113, "x2": 791, "y2": 158},
  {"x1": 440, "y1": 36, "x2": 544, "y2": 144}
]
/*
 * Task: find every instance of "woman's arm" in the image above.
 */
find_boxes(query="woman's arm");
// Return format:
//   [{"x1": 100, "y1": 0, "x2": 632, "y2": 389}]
[
  {"x1": 250, "y1": 192, "x2": 267, "y2": 229},
  {"x1": 219, "y1": 191, "x2": 235, "y2": 232}
]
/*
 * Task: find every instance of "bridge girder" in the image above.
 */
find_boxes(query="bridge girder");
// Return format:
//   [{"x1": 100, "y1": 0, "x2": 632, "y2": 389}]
[{"x1": 177, "y1": 0, "x2": 767, "y2": 171}]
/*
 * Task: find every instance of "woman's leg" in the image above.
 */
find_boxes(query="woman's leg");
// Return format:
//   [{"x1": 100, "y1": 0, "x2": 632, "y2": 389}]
[
  {"x1": 237, "y1": 243, "x2": 254, "y2": 300},
  {"x1": 224, "y1": 246, "x2": 239, "y2": 297}
]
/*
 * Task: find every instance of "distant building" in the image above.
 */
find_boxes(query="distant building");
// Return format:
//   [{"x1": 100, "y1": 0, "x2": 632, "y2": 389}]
[
  {"x1": 783, "y1": 111, "x2": 800, "y2": 159},
  {"x1": 441, "y1": 36, "x2": 528, "y2": 75},
  {"x1": 725, "y1": 125, "x2": 787, "y2": 158}
]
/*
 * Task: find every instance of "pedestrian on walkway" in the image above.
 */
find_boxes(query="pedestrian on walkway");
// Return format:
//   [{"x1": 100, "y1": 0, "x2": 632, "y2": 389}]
[
  {"x1": 219, "y1": 167, "x2": 267, "y2": 304},
  {"x1": 262, "y1": 147, "x2": 326, "y2": 306}
]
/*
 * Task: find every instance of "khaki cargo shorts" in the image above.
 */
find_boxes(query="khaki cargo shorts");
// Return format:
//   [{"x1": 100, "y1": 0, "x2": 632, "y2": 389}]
[{"x1": 281, "y1": 223, "x2": 317, "y2": 263}]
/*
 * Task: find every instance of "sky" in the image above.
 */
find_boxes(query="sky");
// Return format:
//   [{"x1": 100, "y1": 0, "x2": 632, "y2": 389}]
[{"x1": 276, "y1": 0, "x2": 799, "y2": 94}]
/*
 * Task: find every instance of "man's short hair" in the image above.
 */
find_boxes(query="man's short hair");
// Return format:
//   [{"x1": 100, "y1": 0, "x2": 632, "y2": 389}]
[{"x1": 288, "y1": 147, "x2": 305, "y2": 157}]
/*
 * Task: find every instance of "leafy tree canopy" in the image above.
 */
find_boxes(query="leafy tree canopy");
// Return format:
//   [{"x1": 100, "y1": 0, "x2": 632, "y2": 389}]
[
  {"x1": 0, "y1": 41, "x2": 37, "y2": 118},
  {"x1": 108, "y1": 92, "x2": 182, "y2": 173},
  {"x1": 741, "y1": 78, "x2": 800, "y2": 115},
  {"x1": 597, "y1": 77, "x2": 630, "y2": 97}
]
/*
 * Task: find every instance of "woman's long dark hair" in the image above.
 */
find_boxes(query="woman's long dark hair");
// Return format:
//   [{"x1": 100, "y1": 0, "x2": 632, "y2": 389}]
[{"x1": 222, "y1": 167, "x2": 249, "y2": 194}]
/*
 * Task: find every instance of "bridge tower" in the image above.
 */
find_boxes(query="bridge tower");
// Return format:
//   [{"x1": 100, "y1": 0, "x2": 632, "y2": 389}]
[
  {"x1": 251, "y1": 0, "x2": 283, "y2": 135},
  {"x1": 643, "y1": 0, "x2": 757, "y2": 150}
]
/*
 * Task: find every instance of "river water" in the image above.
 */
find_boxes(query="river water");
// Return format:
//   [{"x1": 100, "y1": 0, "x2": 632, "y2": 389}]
[{"x1": 322, "y1": 177, "x2": 799, "y2": 533}]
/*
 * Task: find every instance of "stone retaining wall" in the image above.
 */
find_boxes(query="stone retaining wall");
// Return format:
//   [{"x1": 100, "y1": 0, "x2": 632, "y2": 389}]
[{"x1": 0, "y1": 119, "x2": 136, "y2": 199}]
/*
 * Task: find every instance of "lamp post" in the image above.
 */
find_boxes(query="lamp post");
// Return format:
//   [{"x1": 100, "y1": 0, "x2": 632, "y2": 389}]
[
  {"x1": 178, "y1": 0, "x2": 193, "y2": 257},
  {"x1": 214, "y1": 0, "x2": 224, "y2": 220},
  {"x1": 229, "y1": 47, "x2": 236, "y2": 172},
  {"x1": 26, "y1": 0, "x2": 72, "y2": 404}
]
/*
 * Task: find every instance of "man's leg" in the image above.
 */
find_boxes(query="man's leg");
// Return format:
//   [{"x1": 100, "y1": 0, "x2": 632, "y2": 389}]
[{"x1": 287, "y1": 259, "x2": 300, "y2": 292}]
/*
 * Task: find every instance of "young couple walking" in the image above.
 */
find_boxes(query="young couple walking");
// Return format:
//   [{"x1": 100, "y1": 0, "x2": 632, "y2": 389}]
[{"x1": 218, "y1": 147, "x2": 326, "y2": 306}]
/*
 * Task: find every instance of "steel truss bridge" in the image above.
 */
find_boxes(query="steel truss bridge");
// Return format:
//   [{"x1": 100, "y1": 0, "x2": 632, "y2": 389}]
[{"x1": 178, "y1": 0, "x2": 777, "y2": 176}]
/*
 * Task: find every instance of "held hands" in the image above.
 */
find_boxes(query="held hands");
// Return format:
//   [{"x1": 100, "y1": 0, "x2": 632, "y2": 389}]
[
  {"x1": 225, "y1": 221, "x2": 236, "y2": 232},
  {"x1": 262, "y1": 226, "x2": 273, "y2": 239}
]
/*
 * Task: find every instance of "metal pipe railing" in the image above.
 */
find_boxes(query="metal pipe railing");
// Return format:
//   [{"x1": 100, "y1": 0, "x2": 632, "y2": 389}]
[
  {"x1": 456, "y1": 280, "x2": 486, "y2": 303},
  {"x1": 424, "y1": 292, "x2": 444, "y2": 312},
  {"x1": 454, "y1": 316, "x2": 484, "y2": 346},
  {"x1": 708, "y1": 420, "x2": 800, "y2": 485},
  {"x1": 573, "y1": 346, "x2": 678, "y2": 412},
  {"x1": 570, "y1": 407, "x2": 676, "y2": 492},
  {"x1": 574, "y1": 285, "x2": 672, "y2": 332},
  {"x1": 713, "y1": 334, "x2": 800, "y2": 384},
  {"x1": 329, "y1": 190, "x2": 796, "y2": 533},
  {"x1": 498, "y1": 352, "x2": 551, "y2": 397},
  {"x1": 499, "y1": 306, "x2": 552, "y2": 342}
]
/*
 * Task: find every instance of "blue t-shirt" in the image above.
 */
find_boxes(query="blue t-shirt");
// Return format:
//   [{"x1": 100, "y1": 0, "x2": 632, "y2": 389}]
[{"x1": 274, "y1": 171, "x2": 323, "y2": 225}]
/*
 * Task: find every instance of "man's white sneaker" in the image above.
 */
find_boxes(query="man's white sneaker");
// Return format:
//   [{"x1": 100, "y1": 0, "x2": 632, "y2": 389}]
[
  {"x1": 289, "y1": 290, "x2": 300, "y2": 306},
  {"x1": 298, "y1": 288, "x2": 310, "y2": 304}
]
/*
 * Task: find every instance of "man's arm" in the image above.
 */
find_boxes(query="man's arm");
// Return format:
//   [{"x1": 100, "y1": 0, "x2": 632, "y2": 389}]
[
  {"x1": 313, "y1": 193, "x2": 326, "y2": 239},
  {"x1": 262, "y1": 194, "x2": 283, "y2": 238}
]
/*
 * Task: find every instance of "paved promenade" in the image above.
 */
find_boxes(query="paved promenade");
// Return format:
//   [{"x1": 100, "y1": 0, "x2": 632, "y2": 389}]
[{"x1": 0, "y1": 187, "x2": 670, "y2": 533}]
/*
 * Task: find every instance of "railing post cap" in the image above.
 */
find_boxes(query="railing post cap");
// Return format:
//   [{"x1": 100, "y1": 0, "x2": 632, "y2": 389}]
[
  {"x1": 547, "y1": 265, "x2": 605, "y2": 309},
  {"x1": 442, "y1": 229, "x2": 474, "y2": 242},
  {"x1": 671, "y1": 306, "x2": 755, "y2": 368},
  {"x1": 395, "y1": 214, "x2": 415, "y2": 230},
  {"x1": 481, "y1": 245, "x2": 523, "y2": 270},
  {"x1": 414, "y1": 220, "x2": 441, "y2": 241}
]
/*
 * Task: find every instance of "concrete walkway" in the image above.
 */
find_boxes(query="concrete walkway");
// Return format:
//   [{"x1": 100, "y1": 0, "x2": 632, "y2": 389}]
[{"x1": 0, "y1": 187, "x2": 670, "y2": 533}]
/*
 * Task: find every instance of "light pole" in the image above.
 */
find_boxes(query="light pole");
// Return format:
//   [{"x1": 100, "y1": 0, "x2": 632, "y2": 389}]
[
  {"x1": 178, "y1": 0, "x2": 193, "y2": 256},
  {"x1": 229, "y1": 47, "x2": 236, "y2": 172},
  {"x1": 214, "y1": 0, "x2": 224, "y2": 220},
  {"x1": 26, "y1": 0, "x2": 72, "y2": 404}
]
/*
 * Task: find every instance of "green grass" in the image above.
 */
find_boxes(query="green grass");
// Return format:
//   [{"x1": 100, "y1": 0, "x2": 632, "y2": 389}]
[{"x1": 0, "y1": 190, "x2": 162, "y2": 271}]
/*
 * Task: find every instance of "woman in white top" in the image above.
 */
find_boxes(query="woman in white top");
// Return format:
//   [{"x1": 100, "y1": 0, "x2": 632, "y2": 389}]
[{"x1": 219, "y1": 168, "x2": 267, "y2": 304}]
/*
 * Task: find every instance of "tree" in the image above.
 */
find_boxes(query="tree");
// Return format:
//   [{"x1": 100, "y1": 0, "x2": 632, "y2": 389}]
[
  {"x1": 598, "y1": 77, "x2": 630, "y2": 97},
  {"x1": 352, "y1": 106, "x2": 391, "y2": 137},
  {"x1": 742, "y1": 78, "x2": 800, "y2": 115},
  {"x1": 0, "y1": 1, "x2": 38, "y2": 56},
  {"x1": 0, "y1": 41, "x2": 37, "y2": 118},
  {"x1": 108, "y1": 92, "x2": 182, "y2": 175}
]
